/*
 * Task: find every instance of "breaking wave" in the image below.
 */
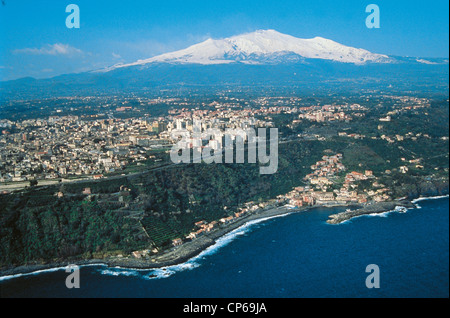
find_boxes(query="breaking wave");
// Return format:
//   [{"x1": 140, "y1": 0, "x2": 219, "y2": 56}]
[
  {"x1": 0, "y1": 213, "x2": 292, "y2": 282},
  {"x1": 0, "y1": 263, "x2": 105, "y2": 282},
  {"x1": 412, "y1": 195, "x2": 449, "y2": 209},
  {"x1": 98, "y1": 213, "x2": 292, "y2": 280}
]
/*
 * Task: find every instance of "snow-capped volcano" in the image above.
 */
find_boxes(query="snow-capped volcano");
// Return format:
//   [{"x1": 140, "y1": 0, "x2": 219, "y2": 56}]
[{"x1": 111, "y1": 29, "x2": 391, "y2": 70}]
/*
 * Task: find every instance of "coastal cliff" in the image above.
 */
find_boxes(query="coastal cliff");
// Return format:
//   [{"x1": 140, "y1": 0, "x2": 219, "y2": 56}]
[{"x1": 0, "y1": 206, "x2": 296, "y2": 277}]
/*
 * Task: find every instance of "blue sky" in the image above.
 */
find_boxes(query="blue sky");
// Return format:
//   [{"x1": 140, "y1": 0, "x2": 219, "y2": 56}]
[{"x1": 0, "y1": 0, "x2": 448, "y2": 80}]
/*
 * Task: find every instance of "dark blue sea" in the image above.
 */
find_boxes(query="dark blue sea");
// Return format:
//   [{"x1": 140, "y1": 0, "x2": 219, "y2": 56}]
[{"x1": 1, "y1": 197, "x2": 448, "y2": 298}]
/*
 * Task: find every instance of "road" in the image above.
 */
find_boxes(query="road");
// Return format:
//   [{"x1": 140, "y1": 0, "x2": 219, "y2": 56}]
[{"x1": 1, "y1": 135, "x2": 305, "y2": 193}]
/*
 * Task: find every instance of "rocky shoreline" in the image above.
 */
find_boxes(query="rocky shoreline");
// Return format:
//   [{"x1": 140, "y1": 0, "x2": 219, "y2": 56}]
[
  {"x1": 1, "y1": 195, "x2": 448, "y2": 278},
  {"x1": 327, "y1": 200, "x2": 420, "y2": 224},
  {"x1": 0, "y1": 205, "x2": 301, "y2": 278}
]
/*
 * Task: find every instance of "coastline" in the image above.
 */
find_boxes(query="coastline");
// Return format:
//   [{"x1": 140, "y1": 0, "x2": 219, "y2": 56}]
[
  {"x1": 1, "y1": 194, "x2": 449, "y2": 279},
  {"x1": 326, "y1": 200, "x2": 415, "y2": 224},
  {"x1": 0, "y1": 205, "x2": 303, "y2": 279},
  {"x1": 411, "y1": 195, "x2": 450, "y2": 204},
  {"x1": 326, "y1": 194, "x2": 449, "y2": 225}
]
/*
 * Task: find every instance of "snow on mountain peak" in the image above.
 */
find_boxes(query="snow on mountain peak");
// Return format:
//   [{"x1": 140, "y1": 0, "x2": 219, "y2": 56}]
[{"x1": 109, "y1": 30, "x2": 391, "y2": 71}]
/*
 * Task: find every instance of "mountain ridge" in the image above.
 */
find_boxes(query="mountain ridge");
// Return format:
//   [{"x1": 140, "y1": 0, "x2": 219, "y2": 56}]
[
  {"x1": 0, "y1": 30, "x2": 448, "y2": 100},
  {"x1": 103, "y1": 29, "x2": 392, "y2": 71}
]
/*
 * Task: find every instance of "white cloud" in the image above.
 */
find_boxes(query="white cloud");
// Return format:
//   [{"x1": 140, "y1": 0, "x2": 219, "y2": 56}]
[
  {"x1": 13, "y1": 43, "x2": 83, "y2": 56},
  {"x1": 112, "y1": 52, "x2": 122, "y2": 59}
]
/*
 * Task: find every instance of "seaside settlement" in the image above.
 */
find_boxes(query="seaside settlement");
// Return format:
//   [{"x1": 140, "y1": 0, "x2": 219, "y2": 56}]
[
  {"x1": 121, "y1": 150, "x2": 389, "y2": 260},
  {"x1": 0, "y1": 94, "x2": 446, "y2": 262}
]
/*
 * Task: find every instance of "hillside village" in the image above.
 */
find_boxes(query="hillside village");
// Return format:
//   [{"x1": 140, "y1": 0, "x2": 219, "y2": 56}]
[{"x1": 130, "y1": 152, "x2": 391, "y2": 258}]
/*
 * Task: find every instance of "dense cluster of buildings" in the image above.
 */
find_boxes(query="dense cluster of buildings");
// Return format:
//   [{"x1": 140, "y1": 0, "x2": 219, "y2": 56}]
[
  {"x1": 297, "y1": 104, "x2": 362, "y2": 122},
  {"x1": 0, "y1": 97, "x2": 375, "y2": 185},
  {"x1": 279, "y1": 153, "x2": 390, "y2": 208},
  {"x1": 0, "y1": 116, "x2": 170, "y2": 183}
]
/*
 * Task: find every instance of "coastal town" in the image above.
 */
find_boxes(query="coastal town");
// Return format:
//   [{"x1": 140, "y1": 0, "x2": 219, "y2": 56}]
[
  {"x1": 0, "y1": 93, "x2": 448, "y2": 263},
  {"x1": 1, "y1": 1, "x2": 449, "y2": 300},
  {"x1": 0, "y1": 98, "x2": 365, "y2": 185},
  {"x1": 128, "y1": 151, "x2": 393, "y2": 259}
]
